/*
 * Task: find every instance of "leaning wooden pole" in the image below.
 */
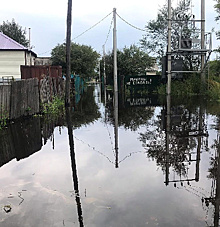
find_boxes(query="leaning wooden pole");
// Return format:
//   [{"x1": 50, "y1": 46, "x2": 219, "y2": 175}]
[{"x1": 65, "y1": 0, "x2": 72, "y2": 106}]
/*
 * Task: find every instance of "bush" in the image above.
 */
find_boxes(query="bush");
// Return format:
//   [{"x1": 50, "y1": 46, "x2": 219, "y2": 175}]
[{"x1": 207, "y1": 79, "x2": 220, "y2": 102}]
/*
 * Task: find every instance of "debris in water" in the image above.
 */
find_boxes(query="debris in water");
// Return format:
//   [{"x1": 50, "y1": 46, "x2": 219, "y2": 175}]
[{"x1": 3, "y1": 205, "x2": 12, "y2": 213}]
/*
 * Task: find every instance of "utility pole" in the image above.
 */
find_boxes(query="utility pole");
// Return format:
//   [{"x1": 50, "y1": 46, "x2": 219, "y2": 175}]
[
  {"x1": 113, "y1": 8, "x2": 119, "y2": 168},
  {"x1": 98, "y1": 61, "x2": 101, "y2": 82},
  {"x1": 65, "y1": 0, "x2": 72, "y2": 106},
  {"x1": 113, "y1": 8, "x2": 118, "y2": 96},
  {"x1": 28, "y1": 28, "x2": 32, "y2": 65},
  {"x1": 103, "y1": 45, "x2": 106, "y2": 86},
  {"x1": 201, "y1": 0, "x2": 206, "y2": 84},
  {"x1": 28, "y1": 28, "x2": 31, "y2": 50},
  {"x1": 167, "y1": 0, "x2": 172, "y2": 95}
]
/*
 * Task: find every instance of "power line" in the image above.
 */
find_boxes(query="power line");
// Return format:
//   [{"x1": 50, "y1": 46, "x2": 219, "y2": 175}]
[
  {"x1": 116, "y1": 12, "x2": 147, "y2": 32},
  {"x1": 72, "y1": 11, "x2": 113, "y2": 41},
  {"x1": 38, "y1": 11, "x2": 113, "y2": 56},
  {"x1": 103, "y1": 15, "x2": 114, "y2": 46}
]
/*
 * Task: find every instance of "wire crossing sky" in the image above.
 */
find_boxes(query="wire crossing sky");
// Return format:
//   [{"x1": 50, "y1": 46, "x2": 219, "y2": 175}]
[{"x1": 0, "y1": 0, "x2": 217, "y2": 57}]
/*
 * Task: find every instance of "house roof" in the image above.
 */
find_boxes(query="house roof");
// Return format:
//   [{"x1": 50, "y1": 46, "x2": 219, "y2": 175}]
[
  {"x1": 0, "y1": 32, "x2": 37, "y2": 57},
  {"x1": 0, "y1": 32, "x2": 27, "y2": 50}
]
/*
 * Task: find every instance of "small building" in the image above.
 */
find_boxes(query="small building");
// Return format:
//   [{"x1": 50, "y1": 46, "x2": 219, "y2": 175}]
[
  {"x1": 0, "y1": 32, "x2": 37, "y2": 79},
  {"x1": 146, "y1": 58, "x2": 159, "y2": 75},
  {"x1": 35, "y1": 57, "x2": 52, "y2": 66}
]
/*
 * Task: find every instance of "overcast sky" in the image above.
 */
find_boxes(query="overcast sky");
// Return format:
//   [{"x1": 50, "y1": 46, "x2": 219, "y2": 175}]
[{"x1": 0, "y1": 0, "x2": 218, "y2": 58}]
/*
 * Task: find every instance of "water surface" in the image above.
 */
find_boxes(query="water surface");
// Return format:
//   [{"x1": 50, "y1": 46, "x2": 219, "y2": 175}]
[{"x1": 0, "y1": 84, "x2": 220, "y2": 227}]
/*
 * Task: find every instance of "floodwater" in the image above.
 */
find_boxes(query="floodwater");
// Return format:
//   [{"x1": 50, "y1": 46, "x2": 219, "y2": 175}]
[{"x1": 0, "y1": 84, "x2": 220, "y2": 227}]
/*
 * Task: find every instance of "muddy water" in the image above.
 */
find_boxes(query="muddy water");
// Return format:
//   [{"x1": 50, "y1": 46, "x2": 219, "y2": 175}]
[{"x1": 0, "y1": 84, "x2": 219, "y2": 227}]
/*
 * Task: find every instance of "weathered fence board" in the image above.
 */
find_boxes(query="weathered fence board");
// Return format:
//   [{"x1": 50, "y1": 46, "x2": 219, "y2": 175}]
[
  {"x1": 39, "y1": 76, "x2": 64, "y2": 104},
  {"x1": 0, "y1": 77, "x2": 64, "y2": 120},
  {"x1": 0, "y1": 85, "x2": 11, "y2": 119},
  {"x1": 10, "y1": 78, "x2": 40, "y2": 119}
]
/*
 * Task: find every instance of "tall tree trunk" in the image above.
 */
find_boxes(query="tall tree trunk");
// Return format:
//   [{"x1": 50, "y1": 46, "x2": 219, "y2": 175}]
[{"x1": 65, "y1": 0, "x2": 72, "y2": 106}]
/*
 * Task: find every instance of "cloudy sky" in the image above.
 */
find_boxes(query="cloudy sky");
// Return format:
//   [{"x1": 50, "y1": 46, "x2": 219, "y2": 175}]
[{"x1": 0, "y1": 0, "x2": 218, "y2": 58}]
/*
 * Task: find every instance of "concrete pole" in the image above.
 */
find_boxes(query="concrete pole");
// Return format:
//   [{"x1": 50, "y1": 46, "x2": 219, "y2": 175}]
[
  {"x1": 113, "y1": 8, "x2": 118, "y2": 95},
  {"x1": 113, "y1": 8, "x2": 119, "y2": 168},
  {"x1": 167, "y1": 0, "x2": 172, "y2": 95},
  {"x1": 201, "y1": 0, "x2": 206, "y2": 83}
]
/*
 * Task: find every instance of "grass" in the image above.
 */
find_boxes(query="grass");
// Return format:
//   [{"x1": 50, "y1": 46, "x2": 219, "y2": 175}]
[
  {"x1": 0, "y1": 107, "x2": 9, "y2": 130},
  {"x1": 42, "y1": 96, "x2": 65, "y2": 116}
]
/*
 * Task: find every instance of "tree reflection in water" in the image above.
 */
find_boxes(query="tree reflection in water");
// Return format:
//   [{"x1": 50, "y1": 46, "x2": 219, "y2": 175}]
[{"x1": 140, "y1": 100, "x2": 208, "y2": 182}]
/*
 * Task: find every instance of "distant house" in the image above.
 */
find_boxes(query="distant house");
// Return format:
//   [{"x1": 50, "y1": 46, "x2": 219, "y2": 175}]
[
  {"x1": 146, "y1": 58, "x2": 159, "y2": 75},
  {"x1": 35, "y1": 57, "x2": 52, "y2": 66},
  {"x1": 0, "y1": 32, "x2": 37, "y2": 79}
]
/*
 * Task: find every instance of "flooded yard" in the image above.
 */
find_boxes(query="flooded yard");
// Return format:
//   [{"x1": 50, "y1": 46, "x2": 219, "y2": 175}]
[{"x1": 0, "y1": 84, "x2": 220, "y2": 227}]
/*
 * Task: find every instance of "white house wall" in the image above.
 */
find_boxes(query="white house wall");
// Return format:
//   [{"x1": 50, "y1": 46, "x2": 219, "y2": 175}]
[{"x1": 0, "y1": 51, "x2": 25, "y2": 79}]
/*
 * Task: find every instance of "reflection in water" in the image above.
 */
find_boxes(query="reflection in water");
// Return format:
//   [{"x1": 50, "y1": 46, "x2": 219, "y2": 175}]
[
  {"x1": 1, "y1": 84, "x2": 220, "y2": 226},
  {"x1": 164, "y1": 95, "x2": 204, "y2": 186},
  {"x1": 0, "y1": 117, "x2": 49, "y2": 167},
  {"x1": 66, "y1": 107, "x2": 84, "y2": 227},
  {"x1": 113, "y1": 81, "x2": 119, "y2": 168},
  {"x1": 205, "y1": 135, "x2": 220, "y2": 227},
  {"x1": 140, "y1": 96, "x2": 209, "y2": 185},
  {"x1": 140, "y1": 94, "x2": 220, "y2": 226}
]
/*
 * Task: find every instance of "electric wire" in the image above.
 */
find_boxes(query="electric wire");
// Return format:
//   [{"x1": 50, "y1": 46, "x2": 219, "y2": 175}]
[
  {"x1": 116, "y1": 12, "x2": 147, "y2": 32},
  {"x1": 39, "y1": 11, "x2": 112, "y2": 55},
  {"x1": 74, "y1": 135, "x2": 115, "y2": 165},
  {"x1": 72, "y1": 11, "x2": 113, "y2": 41},
  {"x1": 103, "y1": 15, "x2": 114, "y2": 46}
]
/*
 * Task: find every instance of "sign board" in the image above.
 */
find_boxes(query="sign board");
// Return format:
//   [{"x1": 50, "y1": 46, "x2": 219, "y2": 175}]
[{"x1": 124, "y1": 75, "x2": 160, "y2": 90}]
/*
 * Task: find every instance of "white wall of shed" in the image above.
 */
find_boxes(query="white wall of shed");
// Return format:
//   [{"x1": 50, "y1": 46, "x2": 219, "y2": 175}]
[{"x1": 0, "y1": 51, "x2": 25, "y2": 79}]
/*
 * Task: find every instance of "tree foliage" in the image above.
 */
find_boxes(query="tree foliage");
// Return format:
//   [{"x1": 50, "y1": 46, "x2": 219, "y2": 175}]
[
  {"x1": 215, "y1": 0, "x2": 220, "y2": 37},
  {"x1": 51, "y1": 42, "x2": 100, "y2": 78},
  {"x1": 209, "y1": 60, "x2": 220, "y2": 78},
  {"x1": 0, "y1": 19, "x2": 29, "y2": 47},
  {"x1": 215, "y1": 0, "x2": 220, "y2": 53},
  {"x1": 101, "y1": 44, "x2": 153, "y2": 84},
  {"x1": 140, "y1": 0, "x2": 194, "y2": 63}
]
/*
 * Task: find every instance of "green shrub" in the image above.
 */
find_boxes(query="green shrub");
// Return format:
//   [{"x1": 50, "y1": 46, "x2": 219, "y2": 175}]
[
  {"x1": 42, "y1": 96, "x2": 65, "y2": 116},
  {"x1": 207, "y1": 79, "x2": 220, "y2": 102}
]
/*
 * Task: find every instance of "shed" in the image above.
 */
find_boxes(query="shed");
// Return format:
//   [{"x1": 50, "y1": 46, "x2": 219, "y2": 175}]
[{"x1": 0, "y1": 32, "x2": 37, "y2": 79}]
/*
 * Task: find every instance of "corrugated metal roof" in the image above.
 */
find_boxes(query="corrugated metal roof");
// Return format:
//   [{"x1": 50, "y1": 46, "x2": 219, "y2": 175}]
[{"x1": 0, "y1": 32, "x2": 27, "y2": 50}]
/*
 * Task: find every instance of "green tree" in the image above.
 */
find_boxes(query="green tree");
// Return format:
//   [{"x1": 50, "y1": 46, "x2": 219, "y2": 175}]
[
  {"x1": 140, "y1": 0, "x2": 195, "y2": 66},
  {"x1": 209, "y1": 60, "x2": 220, "y2": 78},
  {"x1": 0, "y1": 19, "x2": 29, "y2": 47},
  {"x1": 215, "y1": 0, "x2": 220, "y2": 38},
  {"x1": 51, "y1": 42, "x2": 100, "y2": 78},
  {"x1": 215, "y1": 0, "x2": 220, "y2": 53},
  {"x1": 101, "y1": 44, "x2": 153, "y2": 84}
]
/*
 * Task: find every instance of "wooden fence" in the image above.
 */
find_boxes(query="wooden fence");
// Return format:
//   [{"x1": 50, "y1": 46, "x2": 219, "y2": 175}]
[
  {"x1": 0, "y1": 77, "x2": 64, "y2": 120},
  {"x1": 21, "y1": 65, "x2": 62, "y2": 80}
]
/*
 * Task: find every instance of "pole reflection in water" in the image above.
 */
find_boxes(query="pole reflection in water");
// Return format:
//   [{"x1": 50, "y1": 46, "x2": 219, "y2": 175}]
[
  {"x1": 66, "y1": 107, "x2": 84, "y2": 227},
  {"x1": 214, "y1": 135, "x2": 220, "y2": 227},
  {"x1": 203, "y1": 135, "x2": 220, "y2": 227},
  {"x1": 114, "y1": 81, "x2": 119, "y2": 169},
  {"x1": 165, "y1": 94, "x2": 171, "y2": 186}
]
